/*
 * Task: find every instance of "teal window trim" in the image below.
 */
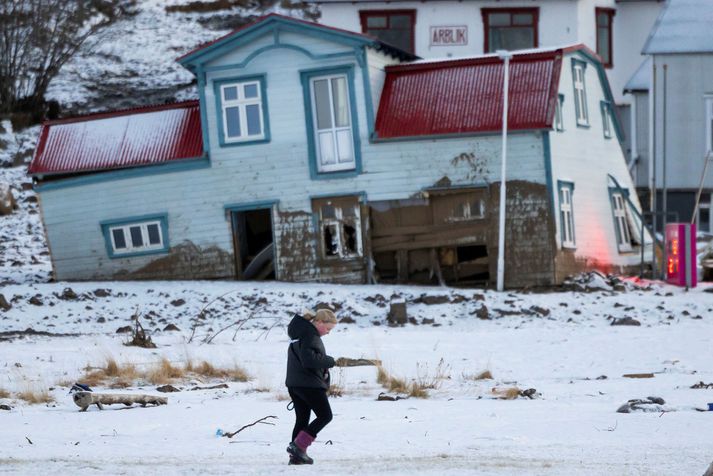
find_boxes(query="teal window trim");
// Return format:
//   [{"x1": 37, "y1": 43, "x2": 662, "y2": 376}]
[
  {"x1": 554, "y1": 94, "x2": 565, "y2": 132},
  {"x1": 213, "y1": 75, "x2": 270, "y2": 147},
  {"x1": 223, "y1": 199, "x2": 279, "y2": 213},
  {"x1": 300, "y1": 64, "x2": 363, "y2": 180},
  {"x1": 607, "y1": 186, "x2": 637, "y2": 253},
  {"x1": 33, "y1": 157, "x2": 210, "y2": 192},
  {"x1": 100, "y1": 213, "x2": 170, "y2": 259},
  {"x1": 571, "y1": 58, "x2": 589, "y2": 128},
  {"x1": 600, "y1": 100, "x2": 612, "y2": 139},
  {"x1": 557, "y1": 180, "x2": 576, "y2": 249}
]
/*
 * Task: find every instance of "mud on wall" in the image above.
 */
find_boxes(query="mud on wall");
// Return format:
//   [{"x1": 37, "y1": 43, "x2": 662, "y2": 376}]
[
  {"x1": 274, "y1": 209, "x2": 367, "y2": 284},
  {"x1": 116, "y1": 241, "x2": 235, "y2": 281}
]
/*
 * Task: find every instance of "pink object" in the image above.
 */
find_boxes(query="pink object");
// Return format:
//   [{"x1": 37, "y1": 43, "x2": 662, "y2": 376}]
[
  {"x1": 294, "y1": 431, "x2": 315, "y2": 452},
  {"x1": 665, "y1": 223, "x2": 697, "y2": 287}
]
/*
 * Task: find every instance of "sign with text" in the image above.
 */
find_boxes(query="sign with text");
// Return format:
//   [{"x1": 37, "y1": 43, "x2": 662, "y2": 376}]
[{"x1": 430, "y1": 26, "x2": 468, "y2": 46}]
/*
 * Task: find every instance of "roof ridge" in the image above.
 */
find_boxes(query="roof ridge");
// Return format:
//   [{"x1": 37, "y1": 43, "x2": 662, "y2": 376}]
[{"x1": 43, "y1": 100, "x2": 200, "y2": 126}]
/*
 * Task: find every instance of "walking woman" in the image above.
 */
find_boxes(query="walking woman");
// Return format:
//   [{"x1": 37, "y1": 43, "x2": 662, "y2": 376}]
[{"x1": 285, "y1": 308, "x2": 337, "y2": 465}]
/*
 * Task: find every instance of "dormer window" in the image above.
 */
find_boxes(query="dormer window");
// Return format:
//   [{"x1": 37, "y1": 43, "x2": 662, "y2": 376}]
[{"x1": 214, "y1": 76, "x2": 270, "y2": 146}]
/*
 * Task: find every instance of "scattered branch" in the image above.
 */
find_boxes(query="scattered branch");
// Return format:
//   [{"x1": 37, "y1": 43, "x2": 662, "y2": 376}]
[{"x1": 222, "y1": 415, "x2": 277, "y2": 438}]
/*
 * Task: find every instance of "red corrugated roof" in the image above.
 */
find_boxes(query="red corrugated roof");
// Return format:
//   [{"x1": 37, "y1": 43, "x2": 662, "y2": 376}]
[
  {"x1": 375, "y1": 50, "x2": 563, "y2": 139},
  {"x1": 29, "y1": 101, "x2": 203, "y2": 176}
]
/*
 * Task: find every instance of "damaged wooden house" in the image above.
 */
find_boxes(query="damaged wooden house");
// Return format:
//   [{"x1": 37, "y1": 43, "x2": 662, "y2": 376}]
[{"x1": 28, "y1": 14, "x2": 650, "y2": 288}]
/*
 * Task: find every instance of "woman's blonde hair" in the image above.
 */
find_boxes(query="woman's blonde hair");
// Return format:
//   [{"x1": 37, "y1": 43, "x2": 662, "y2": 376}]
[{"x1": 303, "y1": 308, "x2": 337, "y2": 324}]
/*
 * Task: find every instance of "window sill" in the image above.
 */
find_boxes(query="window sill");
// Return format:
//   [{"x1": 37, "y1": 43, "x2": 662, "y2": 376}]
[
  {"x1": 108, "y1": 247, "x2": 170, "y2": 260},
  {"x1": 220, "y1": 137, "x2": 270, "y2": 148},
  {"x1": 311, "y1": 168, "x2": 360, "y2": 180}
]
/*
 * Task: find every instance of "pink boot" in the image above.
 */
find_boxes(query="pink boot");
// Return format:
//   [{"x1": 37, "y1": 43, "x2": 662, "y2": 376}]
[{"x1": 287, "y1": 431, "x2": 315, "y2": 464}]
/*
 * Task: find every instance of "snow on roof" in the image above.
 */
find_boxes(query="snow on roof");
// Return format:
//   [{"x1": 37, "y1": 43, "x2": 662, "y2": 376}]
[
  {"x1": 624, "y1": 57, "x2": 652, "y2": 93},
  {"x1": 28, "y1": 101, "x2": 203, "y2": 177},
  {"x1": 642, "y1": 0, "x2": 713, "y2": 54}
]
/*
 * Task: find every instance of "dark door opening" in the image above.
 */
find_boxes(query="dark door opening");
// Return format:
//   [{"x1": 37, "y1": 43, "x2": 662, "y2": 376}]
[{"x1": 230, "y1": 208, "x2": 274, "y2": 280}]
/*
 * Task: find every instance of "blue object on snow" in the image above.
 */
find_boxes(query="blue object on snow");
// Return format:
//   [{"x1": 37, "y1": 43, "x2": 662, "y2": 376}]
[{"x1": 215, "y1": 428, "x2": 223, "y2": 437}]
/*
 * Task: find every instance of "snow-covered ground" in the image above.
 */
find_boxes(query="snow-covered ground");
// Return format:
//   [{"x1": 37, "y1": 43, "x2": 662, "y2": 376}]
[
  {"x1": 1, "y1": 278, "x2": 713, "y2": 475},
  {"x1": 2, "y1": 163, "x2": 713, "y2": 474}
]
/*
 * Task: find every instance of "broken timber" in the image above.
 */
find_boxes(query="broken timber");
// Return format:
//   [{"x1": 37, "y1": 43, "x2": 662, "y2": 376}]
[{"x1": 72, "y1": 391, "x2": 167, "y2": 411}]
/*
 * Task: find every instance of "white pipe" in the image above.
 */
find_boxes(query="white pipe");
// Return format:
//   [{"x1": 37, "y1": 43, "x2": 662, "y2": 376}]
[
  {"x1": 496, "y1": 50, "x2": 511, "y2": 292},
  {"x1": 628, "y1": 93, "x2": 639, "y2": 174}
]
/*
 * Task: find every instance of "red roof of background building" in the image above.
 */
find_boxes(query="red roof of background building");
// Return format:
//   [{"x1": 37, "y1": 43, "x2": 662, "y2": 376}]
[
  {"x1": 28, "y1": 101, "x2": 203, "y2": 176},
  {"x1": 374, "y1": 50, "x2": 563, "y2": 139}
]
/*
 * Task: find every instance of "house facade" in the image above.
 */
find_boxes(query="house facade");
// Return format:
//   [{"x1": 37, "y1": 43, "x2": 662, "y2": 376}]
[
  {"x1": 626, "y1": 0, "x2": 713, "y2": 234},
  {"x1": 29, "y1": 14, "x2": 648, "y2": 287}
]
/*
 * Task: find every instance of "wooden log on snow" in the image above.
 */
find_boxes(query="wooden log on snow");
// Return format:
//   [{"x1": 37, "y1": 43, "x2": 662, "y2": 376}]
[{"x1": 72, "y1": 391, "x2": 167, "y2": 412}]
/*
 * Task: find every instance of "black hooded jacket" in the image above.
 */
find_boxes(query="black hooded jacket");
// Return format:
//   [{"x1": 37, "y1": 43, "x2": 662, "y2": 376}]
[{"x1": 285, "y1": 314, "x2": 335, "y2": 389}]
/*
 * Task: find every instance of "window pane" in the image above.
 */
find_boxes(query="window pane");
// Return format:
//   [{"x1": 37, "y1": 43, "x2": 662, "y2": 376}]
[
  {"x1": 313, "y1": 79, "x2": 332, "y2": 130},
  {"x1": 369, "y1": 29, "x2": 412, "y2": 53},
  {"x1": 342, "y1": 205, "x2": 357, "y2": 218},
  {"x1": 597, "y1": 29, "x2": 610, "y2": 64},
  {"x1": 323, "y1": 224, "x2": 338, "y2": 256},
  {"x1": 147, "y1": 224, "x2": 161, "y2": 245},
  {"x1": 488, "y1": 13, "x2": 511, "y2": 27},
  {"x1": 318, "y1": 131, "x2": 336, "y2": 165},
  {"x1": 512, "y1": 13, "x2": 533, "y2": 26},
  {"x1": 244, "y1": 83, "x2": 258, "y2": 99},
  {"x1": 491, "y1": 27, "x2": 534, "y2": 51},
  {"x1": 223, "y1": 86, "x2": 238, "y2": 101},
  {"x1": 366, "y1": 15, "x2": 387, "y2": 28},
  {"x1": 597, "y1": 12, "x2": 609, "y2": 27},
  {"x1": 331, "y1": 77, "x2": 349, "y2": 128},
  {"x1": 335, "y1": 129, "x2": 354, "y2": 163},
  {"x1": 245, "y1": 104, "x2": 262, "y2": 136},
  {"x1": 225, "y1": 106, "x2": 241, "y2": 137},
  {"x1": 129, "y1": 226, "x2": 143, "y2": 248},
  {"x1": 343, "y1": 223, "x2": 357, "y2": 253},
  {"x1": 112, "y1": 229, "x2": 126, "y2": 249},
  {"x1": 390, "y1": 14, "x2": 412, "y2": 28},
  {"x1": 699, "y1": 207, "x2": 710, "y2": 232},
  {"x1": 321, "y1": 204, "x2": 336, "y2": 219}
]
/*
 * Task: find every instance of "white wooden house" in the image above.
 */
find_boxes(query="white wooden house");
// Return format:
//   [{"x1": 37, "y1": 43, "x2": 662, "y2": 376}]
[{"x1": 28, "y1": 14, "x2": 649, "y2": 287}]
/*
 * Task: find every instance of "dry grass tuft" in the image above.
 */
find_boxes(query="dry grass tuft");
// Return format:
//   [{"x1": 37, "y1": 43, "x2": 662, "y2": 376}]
[
  {"x1": 463, "y1": 370, "x2": 493, "y2": 381},
  {"x1": 491, "y1": 386, "x2": 521, "y2": 400},
  {"x1": 146, "y1": 358, "x2": 186, "y2": 385},
  {"x1": 376, "y1": 365, "x2": 429, "y2": 398},
  {"x1": 416, "y1": 358, "x2": 451, "y2": 390},
  {"x1": 16, "y1": 386, "x2": 54, "y2": 404},
  {"x1": 82, "y1": 357, "x2": 139, "y2": 387},
  {"x1": 0, "y1": 387, "x2": 10, "y2": 399},
  {"x1": 186, "y1": 360, "x2": 250, "y2": 382}
]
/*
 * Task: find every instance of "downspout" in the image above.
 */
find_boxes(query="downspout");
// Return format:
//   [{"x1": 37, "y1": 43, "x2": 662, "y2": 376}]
[
  {"x1": 650, "y1": 59, "x2": 657, "y2": 277},
  {"x1": 628, "y1": 94, "x2": 639, "y2": 174}
]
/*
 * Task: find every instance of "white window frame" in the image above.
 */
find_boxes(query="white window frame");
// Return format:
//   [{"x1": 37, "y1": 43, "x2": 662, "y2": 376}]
[
  {"x1": 612, "y1": 193, "x2": 632, "y2": 252},
  {"x1": 109, "y1": 221, "x2": 164, "y2": 255},
  {"x1": 573, "y1": 62, "x2": 589, "y2": 126},
  {"x1": 447, "y1": 198, "x2": 486, "y2": 222},
  {"x1": 559, "y1": 185, "x2": 575, "y2": 248},
  {"x1": 554, "y1": 94, "x2": 564, "y2": 132},
  {"x1": 318, "y1": 201, "x2": 363, "y2": 259},
  {"x1": 601, "y1": 101, "x2": 612, "y2": 139},
  {"x1": 309, "y1": 74, "x2": 355, "y2": 173},
  {"x1": 220, "y1": 80, "x2": 265, "y2": 142}
]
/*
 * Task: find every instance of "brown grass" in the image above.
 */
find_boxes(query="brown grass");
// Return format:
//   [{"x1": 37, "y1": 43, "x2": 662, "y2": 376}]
[
  {"x1": 146, "y1": 358, "x2": 186, "y2": 385},
  {"x1": 0, "y1": 387, "x2": 10, "y2": 399},
  {"x1": 416, "y1": 358, "x2": 451, "y2": 390},
  {"x1": 16, "y1": 386, "x2": 54, "y2": 404},
  {"x1": 376, "y1": 365, "x2": 429, "y2": 398},
  {"x1": 80, "y1": 356, "x2": 251, "y2": 387},
  {"x1": 491, "y1": 386, "x2": 521, "y2": 400},
  {"x1": 463, "y1": 370, "x2": 493, "y2": 381},
  {"x1": 82, "y1": 357, "x2": 139, "y2": 387}
]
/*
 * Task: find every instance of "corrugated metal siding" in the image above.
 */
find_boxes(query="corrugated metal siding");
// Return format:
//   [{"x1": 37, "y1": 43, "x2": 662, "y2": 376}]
[
  {"x1": 29, "y1": 101, "x2": 203, "y2": 176},
  {"x1": 375, "y1": 53, "x2": 562, "y2": 138}
]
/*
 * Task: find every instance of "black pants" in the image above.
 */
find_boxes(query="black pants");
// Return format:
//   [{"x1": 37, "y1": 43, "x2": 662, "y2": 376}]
[{"x1": 288, "y1": 386, "x2": 333, "y2": 440}]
